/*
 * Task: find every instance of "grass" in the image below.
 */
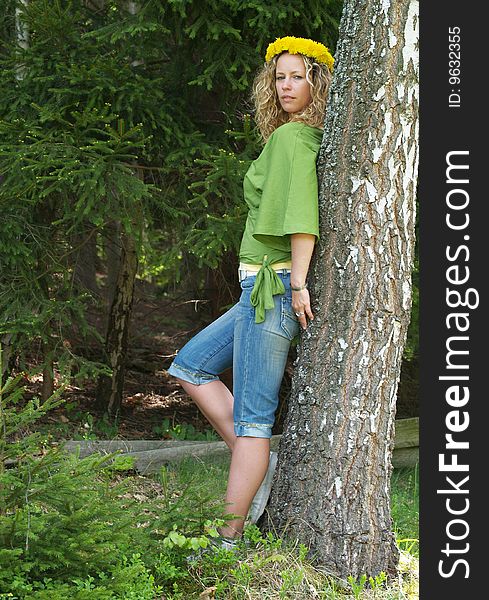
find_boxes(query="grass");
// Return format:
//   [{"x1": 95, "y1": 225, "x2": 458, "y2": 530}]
[
  {"x1": 159, "y1": 454, "x2": 419, "y2": 599},
  {"x1": 391, "y1": 465, "x2": 419, "y2": 557}
]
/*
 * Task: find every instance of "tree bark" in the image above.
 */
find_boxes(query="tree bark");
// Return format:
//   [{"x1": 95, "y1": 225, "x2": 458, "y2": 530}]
[
  {"x1": 103, "y1": 220, "x2": 122, "y2": 306},
  {"x1": 263, "y1": 0, "x2": 419, "y2": 580},
  {"x1": 96, "y1": 230, "x2": 138, "y2": 416}
]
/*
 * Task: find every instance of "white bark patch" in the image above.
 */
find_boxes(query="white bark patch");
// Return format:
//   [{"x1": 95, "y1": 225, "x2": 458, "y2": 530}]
[
  {"x1": 397, "y1": 82, "x2": 405, "y2": 101},
  {"x1": 373, "y1": 85, "x2": 386, "y2": 101},
  {"x1": 376, "y1": 192, "x2": 386, "y2": 215},
  {"x1": 377, "y1": 339, "x2": 390, "y2": 361},
  {"x1": 328, "y1": 431, "x2": 334, "y2": 445},
  {"x1": 350, "y1": 175, "x2": 363, "y2": 194},
  {"x1": 402, "y1": 280, "x2": 411, "y2": 309},
  {"x1": 400, "y1": 253, "x2": 406, "y2": 272},
  {"x1": 372, "y1": 111, "x2": 393, "y2": 164},
  {"x1": 359, "y1": 340, "x2": 370, "y2": 367},
  {"x1": 403, "y1": 0, "x2": 419, "y2": 72},
  {"x1": 381, "y1": 0, "x2": 391, "y2": 23},
  {"x1": 347, "y1": 245, "x2": 359, "y2": 272},
  {"x1": 365, "y1": 179, "x2": 378, "y2": 202},
  {"x1": 334, "y1": 477, "x2": 343, "y2": 497},
  {"x1": 400, "y1": 113, "x2": 412, "y2": 140},
  {"x1": 387, "y1": 156, "x2": 399, "y2": 191},
  {"x1": 370, "y1": 411, "x2": 379, "y2": 433},
  {"x1": 403, "y1": 139, "x2": 418, "y2": 198},
  {"x1": 389, "y1": 31, "x2": 398, "y2": 48},
  {"x1": 383, "y1": 174, "x2": 398, "y2": 227},
  {"x1": 368, "y1": 30, "x2": 376, "y2": 55},
  {"x1": 392, "y1": 320, "x2": 402, "y2": 343}
]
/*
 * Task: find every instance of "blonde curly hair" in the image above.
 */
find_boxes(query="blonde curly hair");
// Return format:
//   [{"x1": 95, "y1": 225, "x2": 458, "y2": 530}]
[{"x1": 251, "y1": 53, "x2": 332, "y2": 142}]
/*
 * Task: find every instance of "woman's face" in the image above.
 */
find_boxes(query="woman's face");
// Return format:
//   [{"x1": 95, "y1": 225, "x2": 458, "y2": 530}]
[{"x1": 275, "y1": 53, "x2": 312, "y2": 115}]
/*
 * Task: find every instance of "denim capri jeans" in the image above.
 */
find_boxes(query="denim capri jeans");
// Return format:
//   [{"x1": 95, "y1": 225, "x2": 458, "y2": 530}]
[{"x1": 167, "y1": 271, "x2": 300, "y2": 438}]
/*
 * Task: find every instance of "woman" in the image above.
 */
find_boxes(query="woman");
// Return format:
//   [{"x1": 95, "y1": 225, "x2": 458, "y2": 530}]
[{"x1": 168, "y1": 36, "x2": 333, "y2": 548}]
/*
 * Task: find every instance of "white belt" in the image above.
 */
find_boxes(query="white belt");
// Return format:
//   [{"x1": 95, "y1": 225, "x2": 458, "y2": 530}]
[{"x1": 238, "y1": 262, "x2": 292, "y2": 283}]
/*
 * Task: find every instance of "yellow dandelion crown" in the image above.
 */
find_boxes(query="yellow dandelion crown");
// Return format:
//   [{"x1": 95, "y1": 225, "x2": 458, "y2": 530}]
[{"x1": 265, "y1": 36, "x2": 334, "y2": 72}]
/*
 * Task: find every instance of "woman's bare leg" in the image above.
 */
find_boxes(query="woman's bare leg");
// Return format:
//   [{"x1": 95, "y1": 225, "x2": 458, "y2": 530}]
[
  {"x1": 175, "y1": 379, "x2": 270, "y2": 538},
  {"x1": 176, "y1": 378, "x2": 237, "y2": 450},
  {"x1": 219, "y1": 436, "x2": 270, "y2": 538}
]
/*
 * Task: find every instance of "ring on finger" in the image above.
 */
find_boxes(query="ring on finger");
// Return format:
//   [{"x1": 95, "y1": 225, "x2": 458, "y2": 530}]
[{"x1": 295, "y1": 311, "x2": 305, "y2": 317}]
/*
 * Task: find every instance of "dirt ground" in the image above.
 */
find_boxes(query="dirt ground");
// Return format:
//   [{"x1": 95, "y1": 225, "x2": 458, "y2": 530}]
[{"x1": 25, "y1": 278, "x2": 418, "y2": 441}]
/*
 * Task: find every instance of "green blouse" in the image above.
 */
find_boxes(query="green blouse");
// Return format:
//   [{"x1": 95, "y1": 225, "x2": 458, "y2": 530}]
[{"x1": 238, "y1": 121, "x2": 322, "y2": 322}]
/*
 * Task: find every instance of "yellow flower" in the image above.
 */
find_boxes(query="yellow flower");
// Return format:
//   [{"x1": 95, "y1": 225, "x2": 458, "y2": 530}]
[{"x1": 265, "y1": 36, "x2": 334, "y2": 72}]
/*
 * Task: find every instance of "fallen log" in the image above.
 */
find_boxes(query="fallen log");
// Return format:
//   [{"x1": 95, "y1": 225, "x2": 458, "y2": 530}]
[{"x1": 63, "y1": 418, "x2": 418, "y2": 473}]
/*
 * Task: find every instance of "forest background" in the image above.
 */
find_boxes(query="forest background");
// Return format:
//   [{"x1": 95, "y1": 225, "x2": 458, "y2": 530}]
[{"x1": 0, "y1": 0, "x2": 418, "y2": 439}]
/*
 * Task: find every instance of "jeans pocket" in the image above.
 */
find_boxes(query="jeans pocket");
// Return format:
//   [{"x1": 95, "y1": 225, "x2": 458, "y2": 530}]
[{"x1": 280, "y1": 296, "x2": 300, "y2": 340}]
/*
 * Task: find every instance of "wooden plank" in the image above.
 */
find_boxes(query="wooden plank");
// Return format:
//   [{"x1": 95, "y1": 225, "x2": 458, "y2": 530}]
[
  {"x1": 63, "y1": 439, "x2": 202, "y2": 458},
  {"x1": 392, "y1": 447, "x2": 419, "y2": 469},
  {"x1": 394, "y1": 417, "x2": 419, "y2": 449}
]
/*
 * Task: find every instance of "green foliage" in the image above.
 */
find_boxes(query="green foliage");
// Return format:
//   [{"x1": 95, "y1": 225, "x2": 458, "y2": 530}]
[
  {"x1": 153, "y1": 417, "x2": 219, "y2": 442},
  {"x1": 0, "y1": 362, "x2": 228, "y2": 598},
  {"x1": 369, "y1": 571, "x2": 387, "y2": 589},
  {"x1": 347, "y1": 571, "x2": 386, "y2": 597},
  {"x1": 347, "y1": 574, "x2": 367, "y2": 598},
  {"x1": 182, "y1": 116, "x2": 259, "y2": 270},
  {"x1": 0, "y1": 0, "x2": 344, "y2": 377}
]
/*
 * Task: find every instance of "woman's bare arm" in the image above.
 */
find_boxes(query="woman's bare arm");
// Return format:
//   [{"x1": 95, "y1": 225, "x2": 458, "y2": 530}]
[{"x1": 290, "y1": 233, "x2": 316, "y2": 329}]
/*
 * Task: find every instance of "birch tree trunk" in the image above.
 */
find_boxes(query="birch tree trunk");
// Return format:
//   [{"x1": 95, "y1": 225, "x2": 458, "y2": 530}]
[
  {"x1": 103, "y1": 219, "x2": 122, "y2": 306},
  {"x1": 263, "y1": 0, "x2": 419, "y2": 579},
  {"x1": 96, "y1": 230, "x2": 138, "y2": 416}
]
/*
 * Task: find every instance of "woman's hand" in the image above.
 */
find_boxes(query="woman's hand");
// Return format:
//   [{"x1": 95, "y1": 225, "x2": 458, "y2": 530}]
[{"x1": 292, "y1": 287, "x2": 314, "y2": 330}]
